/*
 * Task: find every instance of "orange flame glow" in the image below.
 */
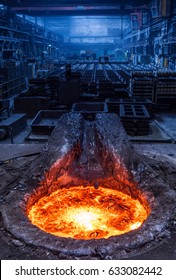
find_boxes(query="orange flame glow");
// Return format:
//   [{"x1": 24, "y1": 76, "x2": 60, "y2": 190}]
[{"x1": 28, "y1": 186, "x2": 148, "y2": 240}]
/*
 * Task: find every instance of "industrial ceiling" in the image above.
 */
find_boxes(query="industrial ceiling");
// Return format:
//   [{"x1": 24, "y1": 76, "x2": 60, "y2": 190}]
[{"x1": 1, "y1": 0, "x2": 151, "y2": 16}]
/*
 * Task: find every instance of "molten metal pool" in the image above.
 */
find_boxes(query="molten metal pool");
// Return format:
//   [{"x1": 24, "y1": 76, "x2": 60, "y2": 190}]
[{"x1": 28, "y1": 186, "x2": 148, "y2": 240}]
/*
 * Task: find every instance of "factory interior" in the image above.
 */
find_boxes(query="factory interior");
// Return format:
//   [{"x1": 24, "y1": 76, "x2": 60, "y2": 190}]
[{"x1": 0, "y1": 0, "x2": 176, "y2": 260}]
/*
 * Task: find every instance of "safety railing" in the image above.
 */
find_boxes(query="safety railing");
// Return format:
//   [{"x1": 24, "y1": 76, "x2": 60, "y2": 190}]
[{"x1": 0, "y1": 76, "x2": 27, "y2": 100}]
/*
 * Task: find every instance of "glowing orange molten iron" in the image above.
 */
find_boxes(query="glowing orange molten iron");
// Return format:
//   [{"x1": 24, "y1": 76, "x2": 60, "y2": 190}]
[{"x1": 28, "y1": 186, "x2": 148, "y2": 240}]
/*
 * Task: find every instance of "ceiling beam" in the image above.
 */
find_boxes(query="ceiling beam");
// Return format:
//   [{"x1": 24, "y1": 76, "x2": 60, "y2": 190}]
[
  {"x1": 8, "y1": 5, "x2": 149, "y2": 16},
  {"x1": 1, "y1": 0, "x2": 149, "y2": 6},
  {"x1": 1, "y1": 1, "x2": 149, "y2": 16}
]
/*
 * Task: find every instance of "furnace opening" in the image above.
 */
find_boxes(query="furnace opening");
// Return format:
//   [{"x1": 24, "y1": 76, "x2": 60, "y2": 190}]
[
  {"x1": 27, "y1": 185, "x2": 149, "y2": 240},
  {"x1": 26, "y1": 114, "x2": 151, "y2": 240},
  {"x1": 1, "y1": 114, "x2": 175, "y2": 260}
]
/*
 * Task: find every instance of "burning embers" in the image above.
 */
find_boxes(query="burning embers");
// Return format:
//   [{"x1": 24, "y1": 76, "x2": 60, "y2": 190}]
[
  {"x1": 28, "y1": 186, "x2": 148, "y2": 240},
  {"x1": 1, "y1": 113, "x2": 175, "y2": 259}
]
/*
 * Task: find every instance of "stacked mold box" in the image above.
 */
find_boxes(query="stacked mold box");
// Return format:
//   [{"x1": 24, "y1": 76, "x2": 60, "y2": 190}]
[
  {"x1": 131, "y1": 71, "x2": 155, "y2": 101},
  {"x1": 14, "y1": 96, "x2": 50, "y2": 117},
  {"x1": 156, "y1": 71, "x2": 176, "y2": 105},
  {"x1": 31, "y1": 110, "x2": 66, "y2": 135},
  {"x1": 120, "y1": 104, "x2": 150, "y2": 136},
  {"x1": 106, "y1": 97, "x2": 153, "y2": 115},
  {"x1": 120, "y1": 98, "x2": 154, "y2": 115},
  {"x1": 0, "y1": 114, "x2": 27, "y2": 139}
]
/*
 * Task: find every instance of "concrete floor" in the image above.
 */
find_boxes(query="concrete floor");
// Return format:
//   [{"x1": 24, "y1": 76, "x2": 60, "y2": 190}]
[{"x1": 155, "y1": 113, "x2": 176, "y2": 142}]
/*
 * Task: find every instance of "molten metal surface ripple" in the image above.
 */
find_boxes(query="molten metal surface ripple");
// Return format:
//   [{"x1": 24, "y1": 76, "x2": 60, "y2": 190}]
[{"x1": 28, "y1": 186, "x2": 148, "y2": 240}]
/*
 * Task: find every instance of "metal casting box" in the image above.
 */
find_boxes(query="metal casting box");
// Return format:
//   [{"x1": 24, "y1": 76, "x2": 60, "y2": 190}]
[
  {"x1": 71, "y1": 102, "x2": 108, "y2": 120},
  {"x1": 0, "y1": 113, "x2": 27, "y2": 137},
  {"x1": 31, "y1": 110, "x2": 66, "y2": 135},
  {"x1": 14, "y1": 96, "x2": 50, "y2": 117}
]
